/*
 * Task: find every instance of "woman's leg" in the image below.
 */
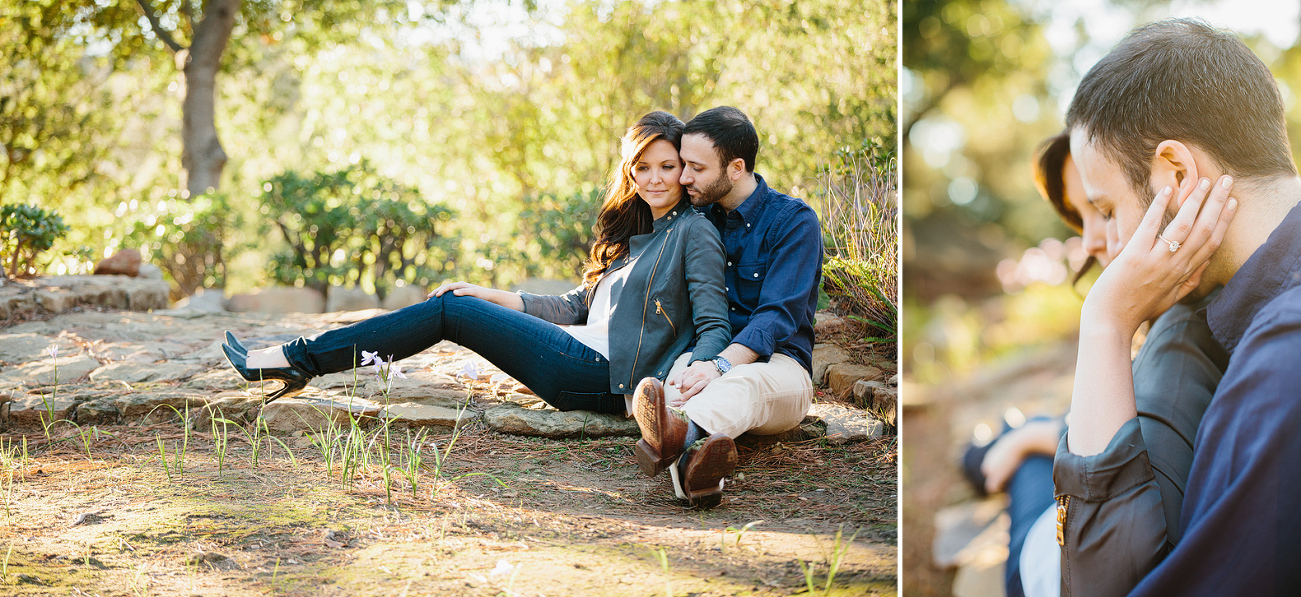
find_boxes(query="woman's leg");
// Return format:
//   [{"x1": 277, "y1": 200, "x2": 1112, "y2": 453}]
[
  {"x1": 1004, "y1": 455, "x2": 1056, "y2": 597},
  {"x1": 280, "y1": 294, "x2": 623, "y2": 412}
]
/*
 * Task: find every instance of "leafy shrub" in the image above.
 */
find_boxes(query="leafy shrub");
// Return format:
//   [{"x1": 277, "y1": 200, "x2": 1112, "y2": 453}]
[
  {"x1": 125, "y1": 193, "x2": 243, "y2": 299},
  {"x1": 508, "y1": 189, "x2": 602, "y2": 281},
  {"x1": 0, "y1": 203, "x2": 71, "y2": 278},
  {"x1": 259, "y1": 161, "x2": 456, "y2": 297},
  {"x1": 818, "y1": 139, "x2": 898, "y2": 345}
]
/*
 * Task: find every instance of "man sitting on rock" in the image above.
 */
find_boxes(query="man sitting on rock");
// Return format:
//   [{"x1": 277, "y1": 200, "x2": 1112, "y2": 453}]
[{"x1": 632, "y1": 106, "x2": 823, "y2": 507}]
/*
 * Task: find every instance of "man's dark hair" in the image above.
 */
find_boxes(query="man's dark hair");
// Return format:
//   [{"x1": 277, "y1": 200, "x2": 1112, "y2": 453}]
[
  {"x1": 683, "y1": 106, "x2": 759, "y2": 172},
  {"x1": 1067, "y1": 18, "x2": 1296, "y2": 202}
]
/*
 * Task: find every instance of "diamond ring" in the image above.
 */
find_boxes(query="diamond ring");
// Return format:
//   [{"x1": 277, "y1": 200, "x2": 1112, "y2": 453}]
[{"x1": 1158, "y1": 234, "x2": 1181, "y2": 252}]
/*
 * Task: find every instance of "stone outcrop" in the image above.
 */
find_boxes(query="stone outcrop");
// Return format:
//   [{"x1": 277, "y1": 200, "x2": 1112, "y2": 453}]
[
  {"x1": 482, "y1": 403, "x2": 638, "y2": 439},
  {"x1": 0, "y1": 305, "x2": 895, "y2": 449},
  {"x1": 0, "y1": 276, "x2": 169, "y2": 320},
  {"x1": 93, "y1": 249, "x2": 142, "y2": 277},
  {"x1": 809, "y1": 403, "x2": 884, "y2": 444},
  {"x1": 326, "y1": 287, "x2": 381, "y2": 312},
  {"x1": 226, "y1": 287, "x2": 326, "y2": 314}
]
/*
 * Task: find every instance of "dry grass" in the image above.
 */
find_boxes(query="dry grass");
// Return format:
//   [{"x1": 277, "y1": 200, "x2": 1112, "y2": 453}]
[{"x1": 818, "y1": 142, "x2": 899, "y2": 343}]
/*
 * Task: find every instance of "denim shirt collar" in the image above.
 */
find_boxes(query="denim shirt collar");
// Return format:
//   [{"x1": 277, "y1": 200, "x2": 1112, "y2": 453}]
[
  {"x1": 710, "y1": 174, "x2": 771, "y2": 223},
  {"x1": 1207, "y1": 200, "x2": 1301, "y2": 352}
]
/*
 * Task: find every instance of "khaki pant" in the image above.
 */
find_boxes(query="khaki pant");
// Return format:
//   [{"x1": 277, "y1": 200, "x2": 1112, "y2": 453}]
[{"x1": 662, "y1": 352, "x2": 813, "y2": 439}]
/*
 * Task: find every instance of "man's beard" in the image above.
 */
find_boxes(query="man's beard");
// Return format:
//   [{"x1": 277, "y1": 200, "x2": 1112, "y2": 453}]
[{"x1": 688, "y1": 174, "x2": 733, "y2": 208}]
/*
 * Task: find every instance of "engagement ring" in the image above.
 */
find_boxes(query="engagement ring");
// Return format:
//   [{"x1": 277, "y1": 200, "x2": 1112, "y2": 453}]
[{"x1": 1158, "y1": 234, "x2": 1181, "y2": 252}]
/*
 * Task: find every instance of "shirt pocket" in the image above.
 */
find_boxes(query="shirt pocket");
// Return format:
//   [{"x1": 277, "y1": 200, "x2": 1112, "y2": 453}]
[{"x1": 735, "y1": 262, "x2": 767, "y2": 308}]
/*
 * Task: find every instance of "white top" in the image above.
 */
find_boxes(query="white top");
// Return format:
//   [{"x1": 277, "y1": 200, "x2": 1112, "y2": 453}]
[{"x1": 561, "y1": 255, "x2": 639, "y2": 359}]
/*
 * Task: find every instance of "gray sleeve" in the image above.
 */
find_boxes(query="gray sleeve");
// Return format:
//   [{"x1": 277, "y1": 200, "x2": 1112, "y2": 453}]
[
  {"x1": 519, "y1": 285, "x2": 590, "y2": 325},
  {"x1": 1054, "y1": 418, "x2": 1168, "y2": 597},
  {"x1": 683, "y1": 219, "x2": 731, "y2": 363}
]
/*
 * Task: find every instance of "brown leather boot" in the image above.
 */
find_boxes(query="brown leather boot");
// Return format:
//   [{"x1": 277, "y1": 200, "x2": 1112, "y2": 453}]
[
  {"x1": 669, "y1": 434, "x2": 738, "y2": 509},
  {"x1": 633, "y1": 377, "x2": 688, "y2": 477}
]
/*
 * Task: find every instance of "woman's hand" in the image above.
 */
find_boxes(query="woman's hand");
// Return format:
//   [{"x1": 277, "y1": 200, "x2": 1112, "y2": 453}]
[
  {"x1": 1082, "y1": 176, "x2": 1238, "y2": 336},
  {"x1": 1066, "y1": 175, "x2": 1236, "y2": 456},
  {"x1": 429, "y1": 282, "x2": 524, "y2": 311}
]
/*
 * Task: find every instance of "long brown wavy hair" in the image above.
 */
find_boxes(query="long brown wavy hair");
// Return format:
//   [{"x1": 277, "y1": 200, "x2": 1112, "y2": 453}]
[{"x1": 582, "y1": 111, "x2": 685, "y2": 287}]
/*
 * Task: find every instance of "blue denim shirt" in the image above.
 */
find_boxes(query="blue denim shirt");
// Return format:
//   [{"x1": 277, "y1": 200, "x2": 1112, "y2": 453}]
[
  {"x1": 1122, "y1": 200, "x2": 1301, "y2": 596},
  {"x1": 702, "y1": 174, "x2": 822, "y2": 374}
]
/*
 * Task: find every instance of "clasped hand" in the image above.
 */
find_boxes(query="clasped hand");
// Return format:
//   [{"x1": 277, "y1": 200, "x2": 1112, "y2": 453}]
[{"x1": 1083, "y1": 175, "x2": 1238, "y2": 336}]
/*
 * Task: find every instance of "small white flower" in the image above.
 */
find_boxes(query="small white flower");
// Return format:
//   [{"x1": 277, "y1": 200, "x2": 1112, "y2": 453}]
[
  {"x1": 459, "y1": 362, "x2": 481, "y2": 380},
  {"x1": 488, "y1": 560, "x2": 516, "y2": 579},
  {"x1": 360, "y1": 351, "x2": 379, "y2": 366},
  {"x1": 47, "y1": 345, "x2": 58, "y2": 358}
]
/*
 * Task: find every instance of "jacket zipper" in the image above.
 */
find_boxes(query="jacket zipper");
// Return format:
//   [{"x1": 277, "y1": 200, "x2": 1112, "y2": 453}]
[
  {"x1": 654, "y1": 299, "x2": 677, "y2": 336},
  {"x1": 629, "y1": 228, "x2": 673, "y2": 388},
  {"x1": 1057, "y1": 494, "x2": 1071, "y2": 591}
]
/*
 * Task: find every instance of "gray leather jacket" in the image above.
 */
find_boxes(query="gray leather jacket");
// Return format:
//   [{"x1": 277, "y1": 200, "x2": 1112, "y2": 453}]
[{"x1": 519, "y1": 200, "x2": 731, "y2": 394}]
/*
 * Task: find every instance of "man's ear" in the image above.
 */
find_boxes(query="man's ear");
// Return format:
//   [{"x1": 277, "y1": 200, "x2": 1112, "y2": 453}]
[
  {"x1": 1152, "y1": 140, "x2": 1199, "y2": 206},
  {"x1": 727, "y1": 158, "x2": 746, "y2": 181}
]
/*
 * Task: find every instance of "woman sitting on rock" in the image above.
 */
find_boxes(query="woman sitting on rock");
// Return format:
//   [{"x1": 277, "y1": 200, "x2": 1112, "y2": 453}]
[{"x1": 221, "y1": 111, "x2": 731, "y2": 425}]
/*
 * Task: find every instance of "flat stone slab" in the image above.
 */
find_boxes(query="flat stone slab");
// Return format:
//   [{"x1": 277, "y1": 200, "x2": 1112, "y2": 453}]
[
  {"x1": 0, "y1": 334, "x2": 80, "y2": 365},
  {"x1": 259, "y1": 395, "x2": 384, "y2": 433},
  {"x1": 856, "y1": 379, "x2": 898, "y2": 425},
  {"x1": 736, "y1": 415, "x2": 827, "y2": 447},
  {"x1": 482, "y1": 403, "x2": 639, "y2": 439},
  {"x1": 812, "y1": 344, "x2": 852, "y2": 386},
  {"x1": 827, "y1": 363, "x2": 884, "y2": 397},
  {"x1": 0, "y1": 275, "x2": 168, "y2": 320},
  {"x1": 6, "y1": 392, "x2": 82, "y2": 426},
  {"x1": 0, "y1": 354, "x2": 101, "y2": 387},
  {"x1": 90, "y1": 361, "x2": 205, "y2": 384},
  {"x1": 113, "y1": 391, "x2": 210, "y2": 419},
  {"x1": 933, "y1": 498, "x2": 1010, "y2": 568},
  {"x1": 379, "y1": 403, "x2": 478, "y2": 428},
  {"x1": 809, "y1": 403, "x2": 884, "y2": 444}
]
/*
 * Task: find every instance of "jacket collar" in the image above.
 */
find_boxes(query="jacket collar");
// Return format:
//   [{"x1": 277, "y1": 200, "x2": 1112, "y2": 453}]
[{"x1": 651, "y1": 197, "x2": 694, "y2": 232}]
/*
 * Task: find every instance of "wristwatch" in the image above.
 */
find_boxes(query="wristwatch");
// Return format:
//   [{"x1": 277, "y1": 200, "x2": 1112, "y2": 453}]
[{"x1": 711, "y1": 356, "x2": 733, "y2": 375}]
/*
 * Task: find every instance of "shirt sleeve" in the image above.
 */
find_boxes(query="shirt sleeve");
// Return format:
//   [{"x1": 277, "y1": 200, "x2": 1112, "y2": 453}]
[
  {"x1": 1126, "y1": 306, "x2": 1301, "y2": 596},
  {"x1": 683, "y1": 219, "x2": 732, "y2": 363},
  {"x1": 730, "y1": 205, "x2": 822, "y2": 358},
  {"x1": 519, "y1": 284, "x2": 590, "y2": 325},
  {"x1": 1053, "y1": 418, "x2": 1169, "y2": 597}
]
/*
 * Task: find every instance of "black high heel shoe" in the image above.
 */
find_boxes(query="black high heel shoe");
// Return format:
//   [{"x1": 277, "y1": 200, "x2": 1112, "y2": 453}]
[
  {"x1": 224, "y1": 331, "x2": 248, "y2": 355},
  {"x1": 221, "y1": 343, "x2": 310, "y2": 403}
]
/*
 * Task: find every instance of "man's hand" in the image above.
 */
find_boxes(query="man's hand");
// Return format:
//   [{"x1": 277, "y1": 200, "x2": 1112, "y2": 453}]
[{"x1": 668, "y1": 361, "x2": 720, "y2": 405}]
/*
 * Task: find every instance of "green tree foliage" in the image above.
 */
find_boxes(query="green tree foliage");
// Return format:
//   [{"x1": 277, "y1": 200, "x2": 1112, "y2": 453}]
[
  {"x1": 0, "y1": 204, "x2": 70, "y2": 278},
  {"x1": 124, "y1": 193, "x2": 244, "y2": 298},
  {"x1": 258, "y1": 161, "x2": 456, "y2": 297},
  {"x1": 10, "y1": 0, "x2": 895, "y2": 296}
]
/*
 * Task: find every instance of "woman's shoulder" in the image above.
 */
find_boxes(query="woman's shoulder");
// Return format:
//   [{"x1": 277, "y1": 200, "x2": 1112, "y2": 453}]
[{"x1": 674, "y1": 207, "x2": 717, "y2": 232}]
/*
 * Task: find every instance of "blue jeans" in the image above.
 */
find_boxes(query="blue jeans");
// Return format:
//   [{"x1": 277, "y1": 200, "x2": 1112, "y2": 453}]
[
  {"x1": 281, "y1": 294, "x2": 624, "y2": 413},
  {"x1": 1005, "y1": 454, "x2": 1056, "y2": 597}
]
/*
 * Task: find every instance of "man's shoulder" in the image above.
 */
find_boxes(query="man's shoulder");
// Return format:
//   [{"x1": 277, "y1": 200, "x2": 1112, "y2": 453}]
[{"x1": 1222, "y1": 285, "x2": 1301, "y2": 379}]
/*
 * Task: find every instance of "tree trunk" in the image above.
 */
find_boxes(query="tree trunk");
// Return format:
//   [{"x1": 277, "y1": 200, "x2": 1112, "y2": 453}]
[{"x1": 181, "y1": 0, "x2": 238, "y2": 197}]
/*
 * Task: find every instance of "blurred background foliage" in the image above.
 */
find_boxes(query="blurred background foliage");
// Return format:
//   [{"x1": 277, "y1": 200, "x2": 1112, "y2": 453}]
[
  {"x1": 1, "y1": 0, "x2": 896, "y2": 311},
  {"x1": 903, "y1": 0, "x2": 1301, "y2": 386}
]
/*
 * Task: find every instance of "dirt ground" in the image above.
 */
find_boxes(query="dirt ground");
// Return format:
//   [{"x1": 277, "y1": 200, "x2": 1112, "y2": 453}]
[{"x1": 0, "y1": 414, "x2": 895, "y2": 596}]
